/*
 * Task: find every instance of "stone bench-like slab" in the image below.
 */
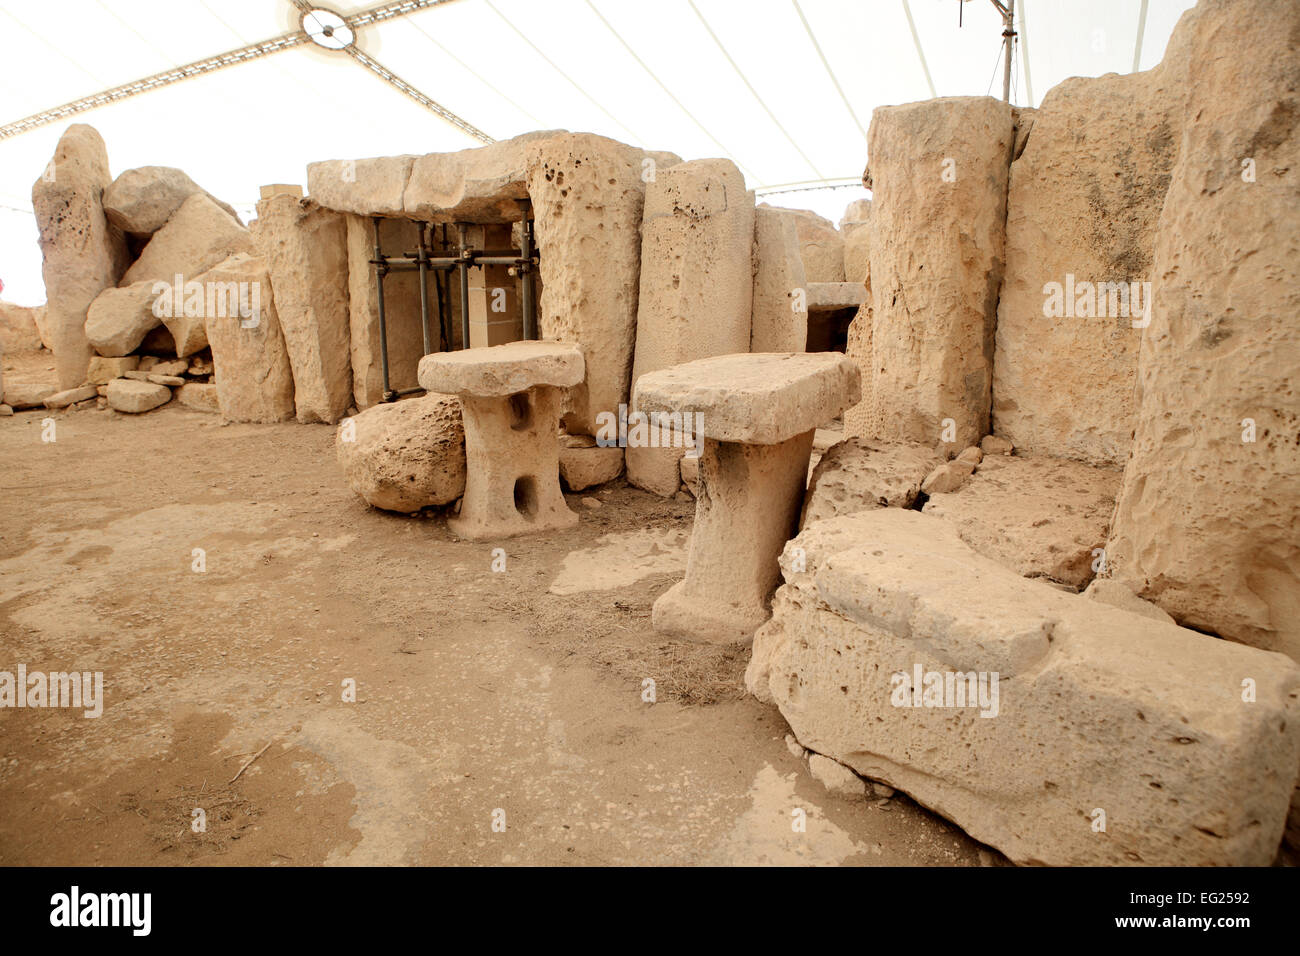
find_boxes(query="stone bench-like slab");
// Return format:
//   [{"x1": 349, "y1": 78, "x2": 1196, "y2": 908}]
[
  {"x1": 634, "y1": 352, "x2": 861, "y2": 641},
  {"x1": 747, "y1": 508, "x2": 1300, "y2": 866},
  {"x1": 419, "y1": 341, "x2": 583, "y2": 540}
]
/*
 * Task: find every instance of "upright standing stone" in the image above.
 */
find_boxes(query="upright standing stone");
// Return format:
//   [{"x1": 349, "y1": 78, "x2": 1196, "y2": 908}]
[
  {"x1": 786, "y1": 208, "x2": 844, "y2": 282},
  {"x1": 32, "y1": 124, "x2": 128, "y2": 388},
  {"x1": 991, "y1": 18, "x2": 1193, "y2": 466},
  {"x1": 525, "y1": 134, "x2": 660, "y2": 438},
  {"x1": 199, "y1": 253, "x2": 296, "y2": 424},
  {"x1": 1108, "y1": 0, "x2": 1300, "y2": 661},
  {"x1": 750, "y1": 206, "x2": 808, "y2": 353},
  {"x1": 863, "y1": 97, "x2": 1013, "y2": 452},
  {"x1": 628, "y1": 158, "x2": 755, "y2": 495},
  {"x1": 255, "y1": 195, "x2": 352, "y2": 424}
]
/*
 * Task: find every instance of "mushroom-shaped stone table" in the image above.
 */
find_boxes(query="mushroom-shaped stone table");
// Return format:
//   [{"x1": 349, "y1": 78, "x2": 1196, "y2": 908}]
[
  {"x1": 634, "y1": 352, "x2": 861, "y2": 642},
  {"x1": 418, "y1": 341, "x2": 584, "y2": 541}
]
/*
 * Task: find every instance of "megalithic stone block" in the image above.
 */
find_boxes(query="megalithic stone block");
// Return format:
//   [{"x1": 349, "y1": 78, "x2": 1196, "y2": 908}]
[
  {"x1": 419, "y1": 341, "x2": 584, "y2": 541},
  {"x1": 635, "y1": 352, "x2": 860, "y2": 642}
]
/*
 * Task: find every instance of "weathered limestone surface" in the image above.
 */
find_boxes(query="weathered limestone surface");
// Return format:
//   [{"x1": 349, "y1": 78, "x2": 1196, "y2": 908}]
[
  {"x1": 200, "y1": 254, "x2": 295, "y2": 424},
  {"x1": 345, "y1": 215, "x2": 425, "y2": 408},
  {"x1": 121, "y1": 192, "x2": 254, "y2": 287},
  {"x1": 636, "y1": 352, "x2": 860, "y2": 642},
  {"x1": 801, "y1": 437, "x2": 941, "y2": 527},
  {"x1": 255, "y1": 196, "x2": 352, "y2": 424},
  {"x1": 85, "y1": 281, "x2": 162, "y2": 357},
  {"x1": 923, "y1": 454, "x2": 1121, "y2": 590},
  {"x1": 841, "y1": 303, "x2": 872, "y2": 438},
  {"x1": 406, "y1": 130, "x2": 558, "y2": 221},
  {"x1": 32, "y1": 124, "x2": 129, "y2": 388},
  {"x1": 992, "y1": 17, "x2": 1193, "y2": 466},
  {"x1": 418, "y1": 342, "x2": 583, "y2": 540},
  {"x1": 628, "y1": 159, "x2": 755, "y2": 496},
  {"x1": 176, "y1": 382, "x2": 219, "y2": 413},
  {"x1": 635, "y1": 352, "x2": 859, "y2": 445},
  {"x1": 307, "y1": 155, "x2": 415, "y2": 217},
  {"x1": 840, "y1": 200, "x2": 871, "y2": 285},
  {"x1": 783, "y1": 207, "x2": 844, "y2": 282},
  {"x1": 750, "y1": 205, "x2": 808, "y2": 353},
  {"x1": 525, "y1": 133, "x2": 665, "y2": 435},
  {"x1": 864, "y1": 97, "x2": 1013, "y2": 451},
  {"x1": 85, "y1": 355, "x2": 138, "y2": 384},
  {"x1": 0, "y1": 302, "x2": 44, "y2": 352},
  {"x1": 103, "y1": 166, "x2": 239, "y2": 235},
  {"x1": 746, "y1": 509, "x2": 1300, "y2": 866},
  {"x1": 107, "y1": 378, "x2": 170, "y2": 413},
  {"x1": 420, "y1": 339, "x2": 582, "y2": 396},
  {"x1": 1107, "y1": 0, "x2": 1300, "y2": 660},
  {"x1": 805, "y1": 282, "x2": 866, "y2": 312},
  {"x1": 336, "y1": 392, "x2": 466, "y2": 512},
  {"x1": 559, "y1": 442, "x2": 624, "y2": 491},
  {"x1": 4, "y1": 381, "x2": 56, "y2": 409},
  {"x1": 43, "y1": 385, "x2": 97, "y2": 409}
]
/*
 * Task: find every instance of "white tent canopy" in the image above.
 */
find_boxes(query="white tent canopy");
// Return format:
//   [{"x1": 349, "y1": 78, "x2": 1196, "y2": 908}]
[{"x1": 0, "y1": 0, "x2": 1195, "y2": 305}]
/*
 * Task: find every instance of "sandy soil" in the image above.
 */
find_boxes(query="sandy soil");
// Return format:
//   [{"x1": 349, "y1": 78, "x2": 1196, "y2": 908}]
[{"x1": 0, "y1": 375, "x2": 999, "y2": 866}]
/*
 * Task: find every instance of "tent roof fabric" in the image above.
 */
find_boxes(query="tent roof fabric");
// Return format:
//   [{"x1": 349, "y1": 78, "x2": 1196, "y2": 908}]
[{"x1": 0, "y1": 0, "x2": 1195, "y2": 305}]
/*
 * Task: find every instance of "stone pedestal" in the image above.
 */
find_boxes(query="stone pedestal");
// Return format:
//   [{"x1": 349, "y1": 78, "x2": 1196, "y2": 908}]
[
  {"x1": 634, "y1": 352, "x2": 861, "y2": 642},
  {"x1": 419, "y1": 341, "x2": 584, "y2": 541}
]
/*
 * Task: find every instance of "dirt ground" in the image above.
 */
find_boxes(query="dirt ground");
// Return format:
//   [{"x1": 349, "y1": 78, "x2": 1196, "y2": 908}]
[{"x1": 0, "y1": 367, "x2": 999, "y2": 866}]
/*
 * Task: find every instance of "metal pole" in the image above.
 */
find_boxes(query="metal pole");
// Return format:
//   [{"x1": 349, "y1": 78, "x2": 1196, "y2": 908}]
[
  {"x1": 371, "y1": 217, "x2": 394, "y2": 401},
  {"x1": 998, "y1": 1, "x2": 1015, "y2": 102},
  {"x1": 416, "y1": 221, "x2": 432, "y2": 356},
  {"x1": 455, "y1": 222, "x2": 471, "y2": 350},
  {"x1": 516, "y1": 198, "x2": 535, "y2": 341}
]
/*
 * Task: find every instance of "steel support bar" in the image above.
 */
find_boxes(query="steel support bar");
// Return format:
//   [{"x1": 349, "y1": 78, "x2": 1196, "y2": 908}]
[{"x1": 371, "y1": 217, "x2": 395, "y2": 401}]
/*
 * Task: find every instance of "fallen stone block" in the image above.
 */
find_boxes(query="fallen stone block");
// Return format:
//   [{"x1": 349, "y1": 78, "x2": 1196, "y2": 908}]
[
  {"x1": 746, "y1": 508, "x2": 1300, "y2": 866},
  {"x1": 107, "y1": 379, "x2": 171, "y2": 413},
  {"x1": 1083, "y1": 578, "x2": 1175, "y2": 625},
  {"x1": 559, "y1": 444, "x2": 623, "y2": 491},
  {"x1": 808, "y1": 754, "x2": 867, "y2": 800},
  {"x1": 3, "y1": 382, "x2": 56, "y2": 409},
  {"x1": 103, "y1": 166, "x2": 240, "y2": 236},
  {"x1": 635, "y1": 352, "x2": 860, "y2": 642},
  {"x1": 120, "y1": 192, "x2": 255, "y2": 287},
  {"x1": 176, "y1": 382, "x2": 219, "y2": 413},
  {"x1": 85, "y1": 355, "x2": 138, "y2": 384},
  {"x1": 923, "y1": 454, "x2": 1121, "y2": 590},
  {"x1": 980, "y1": 434, "x2": 1014, "y2": 456},
  {"x1": 85, "y1": 281, "x2": 163, "y2": 357},
  {"x1": 920, "y1": 458, "x2": 975, "y2": 495},
  {"x1": 336, "y1": 392, "x2": 466, "y2": 512},
  {"x1": 147, "y1": 374, "x2": 185, "y2": 387},
  {"x1": 43, "y1": 385, "x2": 97, "y2": 409},
  {"x1": 802, "y1": 437, "x2": 941, "y2": 527}
]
